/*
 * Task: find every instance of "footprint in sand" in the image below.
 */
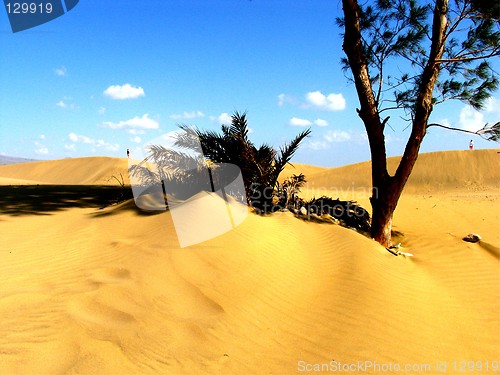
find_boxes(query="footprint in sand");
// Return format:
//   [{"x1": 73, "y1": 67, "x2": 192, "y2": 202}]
[{"x1": 82, "y1": 267, "x2": 131, "y2": 291}]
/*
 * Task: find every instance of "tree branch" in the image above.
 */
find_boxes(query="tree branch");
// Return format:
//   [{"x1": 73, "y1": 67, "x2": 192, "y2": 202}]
[
  {"x1": 342, "y1": 0, "x2": 389, "y2": 183},
  {"x1": 436, "y1": 48, "x2": 500, "y2": 63},
  {"x1": 379, "y1": 105, "x2": 404, "y2": 114},
  {"x1": 393, "y1": 0, "x2": 449, "y2": 188},
  {"x1": 427, "y1": 121, "x2": 500, "y2": 141}
]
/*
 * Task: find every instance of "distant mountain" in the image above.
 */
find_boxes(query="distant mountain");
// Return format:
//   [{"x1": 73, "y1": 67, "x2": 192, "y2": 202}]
[{"x1": 0, "y1": 155, "x2": 37, "y2": 166}]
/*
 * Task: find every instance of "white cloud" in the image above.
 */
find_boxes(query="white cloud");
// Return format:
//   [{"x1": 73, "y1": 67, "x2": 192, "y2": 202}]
[
  {"x1": 314, "y1": 118, "x2": 329, "y2": 127},
  {"x1": 131, "y1": 136, "x2": 142, "y2": 143},
  {"x1": 218, "y1": 112, "x2": 232, "y2": 125},
  {"x1": 96, "y1": 139, "x2": 120, "y2": 152},
  {"x1": 278, "y1": 93, "x2": 286, "y2": 107},
  {"x1": 67, "y1": 133, "x2": 119, "y2": 152},
  {"x1": 307, "y1": 140, "x2": 329, "y2": 150},
  {"x1": 289, "y1": 117, "x2": 329, "y2": 127},
  {"x1": 170, "y1": 110, "x2": 205, "y2": 120},
  {"x1": 35, "y1": 147, "x2": 49, "y2": 155},
  {"x1": 324, "y1": 130, "x2": 351, "y2": 142},
  {"x1": 103, "y1": 114, "x2": 159, "y2": 130},
  {"x1": 56, "y1": 99, "x2": 76, "y2": 109},
  {"x1": 485, "y1": 98, "x2": 495, "y2": 112},
  {"x1": 484, "y1": 97, "x2": 500, "y2": 115},
  {"x1": 69, "y1": 133, "x2": 94, "y2": 144},
  {"x1": 54, "y1": 66, "x2": 67, "y2": 76},
  {"x1": 289, "y1": 117, "x2": 312, "y2": 127},
  {"x1": 128, "y1": 129, "x2": 145, "y2": 135},
  {"x1": 160, "y1": 130, "x2": 181, "y2": 141},
  {"x1": 277, "y1": 93, "x2": 297, "y2": 107},
  {"x1": 98, "y1": 107, "x2": 106, "y2": 115},
  {"x1": 440, "y1": 118, "x2": 452, "y2": 128},
  {"x1": 306, "y1": 129, "x2": 352, "y2": 150},
  {"x1": 151, "y1": 130, "x2": 186, "y2": 151},
  {"x1": 459, "y1": 106, "x2": 484, "y2": 132},
  {"x1": 34, "y1": 140, "x2": 48, "y2": 155},
  {"x1": 56, "y1": 100, "x2": 69, "y2": 109},
  {"x1": 103, "y1": 83, "x2": 145, "y2": 100},
  {"x1": 39, "y1": 134, "x2": 46, "y2": 140},
  {"x1": 305, "y1": 91, "x2": 346, "y2": 111}
]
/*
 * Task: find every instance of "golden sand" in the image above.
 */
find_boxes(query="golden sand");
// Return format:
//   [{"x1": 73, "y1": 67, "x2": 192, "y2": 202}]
[{"x1": 0, "y1": 150, "x2": 498, "y2": 374}]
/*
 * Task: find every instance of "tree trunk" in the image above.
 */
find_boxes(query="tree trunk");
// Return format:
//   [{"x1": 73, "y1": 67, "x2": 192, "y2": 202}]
[
  {"x1": 371, "y1": 199, "x2": 393, "y2": 247},
  {"x1": 369, "y1": 167, "x2": 411, "y2": 247},
  {"x1": 342, "y1": 0, "x2": 449, "y2": 247}
]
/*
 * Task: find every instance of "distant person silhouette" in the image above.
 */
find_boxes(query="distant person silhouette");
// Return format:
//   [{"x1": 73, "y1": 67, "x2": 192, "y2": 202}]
[
  {"x1": 469, "y1": 140, "x2": 474, "y2": 150},
  {"x1": 127, "y1": 148, "x2": 130, "y2": 158}
]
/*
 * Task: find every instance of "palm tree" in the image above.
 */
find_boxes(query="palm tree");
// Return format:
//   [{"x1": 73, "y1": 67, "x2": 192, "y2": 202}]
[
  {"x1": 175, "y1": 112, "x2": 311, "y2": 212},
  {"x1": 129, "y1": 142, "x2": 212, "y2": 201},
  {"x1": 281, "y1": 173, "x2": 307, "y2": 208},
  {"x1": 130, "y1": 112, "x2": 310, "y2": 211}
]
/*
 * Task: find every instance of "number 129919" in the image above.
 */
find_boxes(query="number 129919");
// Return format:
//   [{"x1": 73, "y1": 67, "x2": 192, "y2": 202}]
[{"x1": 5, "y1": 2, "x2": 53, "y2": 14}]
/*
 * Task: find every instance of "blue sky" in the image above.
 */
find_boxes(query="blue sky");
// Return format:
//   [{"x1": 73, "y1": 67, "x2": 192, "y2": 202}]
[{"x1": 1, "y1": 0, "x2": 499, "y2": 167}]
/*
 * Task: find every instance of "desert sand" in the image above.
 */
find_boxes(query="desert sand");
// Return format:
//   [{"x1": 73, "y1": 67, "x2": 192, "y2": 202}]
[{"x1": 0, "y1": 150, "x2": 498, "y2": 374}]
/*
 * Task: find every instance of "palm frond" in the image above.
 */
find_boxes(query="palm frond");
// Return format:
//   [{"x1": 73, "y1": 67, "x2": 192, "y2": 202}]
[
  {"x1": 276, "y1": 128, "x2": 312, "y2": 174},
  {"x1": 229, "y1": 111, "x2": 250, "y2": 142}
]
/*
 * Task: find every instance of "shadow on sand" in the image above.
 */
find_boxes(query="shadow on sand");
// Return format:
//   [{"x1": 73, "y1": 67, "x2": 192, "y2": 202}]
[{"x1": 0, "y1": 185, "x2": 135, "y2": 216}]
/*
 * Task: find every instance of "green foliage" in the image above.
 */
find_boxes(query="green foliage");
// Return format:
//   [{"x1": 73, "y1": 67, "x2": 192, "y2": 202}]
[
  {"x1": 275, "y1": 173, "x2": 307, "y2": 208},
  {"x1": 143, "y1": 112, "x2": 311, "y2": 212},
  {"x1": 304, "y1": 196, "x2": 371, "y2": 233},
  {"x1": 174, "y1": 112, "x2": 311, "y2": 211},
  {"x1": 337, "y1": 0, "x2": 500, "y2": 117},
  {"x1": 471, "y1": 0, "x2": 500, "y2": 21},
  {"x1": 477, "y1": 122, "x2": 500, "y2": 141},
  {"x1": 130, "y1": 143, "x2": 212, "y2": 200}
]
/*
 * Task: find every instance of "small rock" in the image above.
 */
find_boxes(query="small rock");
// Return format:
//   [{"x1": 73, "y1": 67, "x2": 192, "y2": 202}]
[
  {"x1": 299, "y1": 206, "x2": 307, "y2": 216},
  {"x1": 463, "y1": 233, "x2": 481, "y2": 243}
]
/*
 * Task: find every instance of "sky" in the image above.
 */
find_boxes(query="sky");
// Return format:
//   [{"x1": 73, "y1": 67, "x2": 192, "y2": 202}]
[{"x1": 0, "y1": 0, "x2": 499, "y2": 167}]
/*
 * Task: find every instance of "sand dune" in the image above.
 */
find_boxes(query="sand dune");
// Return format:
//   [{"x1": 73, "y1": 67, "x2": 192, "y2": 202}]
[
  {"x1": 281, "y1": 162, "x2": 328, "y2": 179},
  {"x1": 1, "y1": 149, "x2": 497, "y2": 190},
  {"x1": 0, "y1": 157, "x2": 131, "y2": 185},
  {"x1": 283, "y1": 149, "x2": 500, "y2": 192},
  {"x1": 0, "y1": 150, "x2": 498, "y2": 374}
]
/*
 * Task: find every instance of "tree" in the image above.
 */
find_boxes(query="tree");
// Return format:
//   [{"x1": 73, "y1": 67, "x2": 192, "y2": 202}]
[
  {"x1": 130, "y1": 143, "x2": 214, "y2": 201},
  {"x1": 188, "y1": 112, "x2": 311, "y2": 211},
  {"x1": 135, "y1": 112, "x2": 311, "y2": 211},
  {"x1": 283, "y1": 173, "x2": 307, "y2": 208},
  {"x1": 338, "y1": 0, "x2": 500, "y2": 246},
  {"x1": 276, "y1": 173, "x2": 307, "y2": 209}
]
